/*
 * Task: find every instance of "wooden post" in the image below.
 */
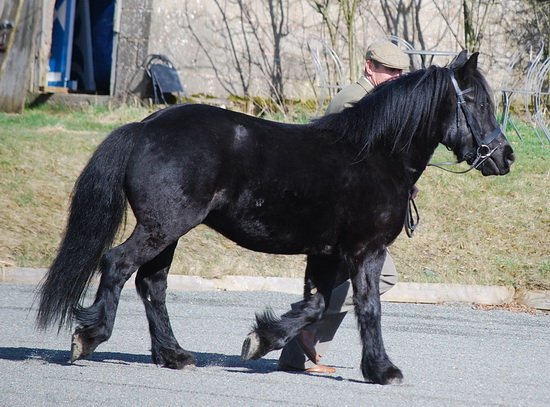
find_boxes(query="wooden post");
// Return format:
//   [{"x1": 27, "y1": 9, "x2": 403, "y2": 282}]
[
  {"x1": 0, "y1": 0, "x2": 41, "y2": 113},
  {"x1": 0, "y1": 0, "x2": 23, "y2": 76}
]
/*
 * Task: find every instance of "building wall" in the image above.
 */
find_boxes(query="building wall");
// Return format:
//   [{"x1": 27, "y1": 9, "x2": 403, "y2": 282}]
[
  {"x1": 148, "y1": 0, "x2": 347, "y2": 99},
  {"x1": 0, "y1": 0, "x2": 45, "y2": 112},
  {"x1": 13, "y1": 0, "x2": 538, "y2": 106},
  {"x1": 144, "y1": 0, "x2": 523, "y2": 102},
  {"x1": 112, "y1": 0, "x2": 153, "y2": 100}
]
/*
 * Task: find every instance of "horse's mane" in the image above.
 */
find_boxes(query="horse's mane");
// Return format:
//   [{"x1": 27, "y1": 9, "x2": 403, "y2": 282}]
[{"x1": 312, "y1": 66, "x2": 453, "y2": 158}]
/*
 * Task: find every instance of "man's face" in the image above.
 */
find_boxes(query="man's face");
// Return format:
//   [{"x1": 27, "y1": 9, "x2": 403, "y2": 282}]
[{"x1": 365, "y1": 60, "x2": 403, "y2": 86}]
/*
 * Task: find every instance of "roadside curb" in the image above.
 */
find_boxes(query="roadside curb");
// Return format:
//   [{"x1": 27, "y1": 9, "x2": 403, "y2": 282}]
[{"x1": 2, "y1": 267, "x2": 548, "y2": 311}]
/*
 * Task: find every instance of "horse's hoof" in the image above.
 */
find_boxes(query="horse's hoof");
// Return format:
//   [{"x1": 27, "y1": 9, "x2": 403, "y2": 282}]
[
  {"x1": 241, "y1": 332, "x2": 263, "y2": 360},
  {"x1": 363, "y1": 363, "x2": 404, "y2": 385},
  {"x1": 381, "y1": 366, "x2": 404, "y2": 385},
  {"x1": 70, "y1": 332, "x2": 92, "y2": 362},
  {"x1": 162, "y1": 358, "x2": 196, "y2": 369},
  {"x1": 156, "y1": 348, "x2": 196, "y2": 369},
  {"x1": 70, "y1": 333, "x2": 83, "y2": 362},
  {"x1": 70, "y1": 328, "x2": 103, "y2": 363}
]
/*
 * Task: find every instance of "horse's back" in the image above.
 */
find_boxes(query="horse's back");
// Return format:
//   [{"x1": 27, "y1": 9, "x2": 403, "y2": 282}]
[{"x1": 132, "y1": 104, "x2": 342, "y2": 183}]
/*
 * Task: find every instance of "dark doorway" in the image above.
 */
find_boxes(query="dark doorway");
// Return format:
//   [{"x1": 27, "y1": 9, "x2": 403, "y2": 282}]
[{"x1": 48, "y1": 0, "x2": 115, "y2": 94}]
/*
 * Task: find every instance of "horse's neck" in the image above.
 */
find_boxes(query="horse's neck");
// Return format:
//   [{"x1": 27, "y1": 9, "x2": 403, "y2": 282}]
[{"x1": 400, "y1": 138, "x2": 441, "y2": 185}]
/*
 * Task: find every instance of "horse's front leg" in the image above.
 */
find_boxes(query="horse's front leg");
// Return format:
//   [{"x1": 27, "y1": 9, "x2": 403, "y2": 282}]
[
  {"x1": 350, "y1": 248, "x2": 403, "y2": 385},
  {"x1": 241, "y1": 291, "x2": 325, "y2": 360}
]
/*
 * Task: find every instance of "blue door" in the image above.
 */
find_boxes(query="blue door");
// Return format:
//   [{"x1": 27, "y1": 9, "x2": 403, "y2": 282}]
[
  {"x1": 48, "y1": 0, "x2": 115, "y2": 93},
  {"x1": 48, "y1": 0, "x2": 76, "y2": 89}
]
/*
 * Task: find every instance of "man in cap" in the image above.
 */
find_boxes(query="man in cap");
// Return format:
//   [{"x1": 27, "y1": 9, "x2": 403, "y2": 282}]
[
  {"x1": 276, "y1": 41, "x2": 410, "y2": 374},
  {"x1": 326, "y1": 40, "x2": 410, "y2": 114}
]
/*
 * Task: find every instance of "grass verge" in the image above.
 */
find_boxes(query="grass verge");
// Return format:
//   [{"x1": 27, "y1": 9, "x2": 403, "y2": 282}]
[{"x1": 1, "y1": 106, "x2": 548, "y2": 289}]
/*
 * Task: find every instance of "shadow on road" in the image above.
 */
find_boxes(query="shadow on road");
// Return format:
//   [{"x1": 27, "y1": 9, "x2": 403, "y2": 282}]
[
  {"x1": 0, "y1": 346, "x2": 279, "y2": 373},
  {"x1": 0, "y1": 347, "x2": 71, "y2": 365},
  {"x1": 0, "y1": 347, "x2": 150, "y2": 366}
]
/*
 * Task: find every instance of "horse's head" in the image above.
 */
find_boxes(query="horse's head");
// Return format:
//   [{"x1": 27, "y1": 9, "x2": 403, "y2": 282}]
[{"x1": 442, "y1": 51, "x2": 515, "y2": 176}]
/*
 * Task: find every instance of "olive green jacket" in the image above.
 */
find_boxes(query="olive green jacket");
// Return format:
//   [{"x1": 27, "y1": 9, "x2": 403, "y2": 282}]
[{"x1": 324, "y1": 76, "x2": 375, "y2": 115}]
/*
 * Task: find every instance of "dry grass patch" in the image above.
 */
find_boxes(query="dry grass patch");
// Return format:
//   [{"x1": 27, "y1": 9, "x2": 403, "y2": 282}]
[{"x1": 1, "y1": 106, "x2": 548, "y2": 289}]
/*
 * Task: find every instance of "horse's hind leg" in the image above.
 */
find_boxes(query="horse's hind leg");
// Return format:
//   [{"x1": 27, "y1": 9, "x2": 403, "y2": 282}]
[
  {"x1": 135, "y1": 242, "x2": 195, "y2": 369},
  {"x1": 70, "y1": 224, "x2": 178, "y2": 362}
]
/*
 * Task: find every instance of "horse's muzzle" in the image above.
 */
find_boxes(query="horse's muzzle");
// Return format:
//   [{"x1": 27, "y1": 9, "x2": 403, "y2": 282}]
[{"x1": 480, "y1": 144, "x2": 515, "y2": 176}]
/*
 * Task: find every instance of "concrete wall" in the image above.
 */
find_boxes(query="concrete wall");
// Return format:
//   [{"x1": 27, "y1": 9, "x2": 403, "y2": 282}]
[
  {"x1": 15, "y1": 0, "x2": 538, "y2": 105},
  {"x1": 112, "y1": 0, "x2": 153, "y2": 100},
  {"x1": 142, "y1": 0, "x2": 523, "y2": 102}
]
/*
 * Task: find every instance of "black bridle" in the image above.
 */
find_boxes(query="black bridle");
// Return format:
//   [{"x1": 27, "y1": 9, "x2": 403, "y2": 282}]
[{"x1": 428, "y1": 69, "x2": 502, "y2": 174}]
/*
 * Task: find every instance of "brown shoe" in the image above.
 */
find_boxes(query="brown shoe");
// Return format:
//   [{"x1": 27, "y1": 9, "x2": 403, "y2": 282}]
[
  {"x1": 304, "y1": 364, "x2": 337, "y2": 374},
  {"x1": 279, "y1": 363, "x2": 336, "y2": 375}
]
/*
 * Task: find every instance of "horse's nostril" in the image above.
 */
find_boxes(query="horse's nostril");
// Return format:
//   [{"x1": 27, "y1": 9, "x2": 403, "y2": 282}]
[
  {"x1": 503, "y1": 145, "x2": 515, "y2": 167},
  {"x1": 506, "y1": 151, "x2": 516, "y2": 166}
]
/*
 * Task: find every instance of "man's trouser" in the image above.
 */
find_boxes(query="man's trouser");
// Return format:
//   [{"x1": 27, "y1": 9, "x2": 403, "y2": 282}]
[{"x1": 278, "y1": 251, "x2": 397, "y2": 369}]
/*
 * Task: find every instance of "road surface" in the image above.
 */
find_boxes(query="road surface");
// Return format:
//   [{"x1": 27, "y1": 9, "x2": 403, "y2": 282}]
[{"x1": 0, "y1": 283, "x2": 548, "y2": 406}]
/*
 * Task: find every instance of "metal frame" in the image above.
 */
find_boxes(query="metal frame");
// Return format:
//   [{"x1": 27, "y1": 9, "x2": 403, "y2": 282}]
[
  {"x1": 498, "y1": 44, "x2": 550, "y2": 142},
  {"x1": 306, "y1": 35, "x2": 346, "y2": 114}
]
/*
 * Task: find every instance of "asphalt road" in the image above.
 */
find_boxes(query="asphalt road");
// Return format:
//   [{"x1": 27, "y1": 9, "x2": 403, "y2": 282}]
[{"x1": 0, "y1": 283, "x2": 548, "y2": 406}]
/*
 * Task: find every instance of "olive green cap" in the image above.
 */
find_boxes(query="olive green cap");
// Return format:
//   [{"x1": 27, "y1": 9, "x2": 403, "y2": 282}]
[{"x1": 365, "y1": 41, "x2": 409, "y2": 70}]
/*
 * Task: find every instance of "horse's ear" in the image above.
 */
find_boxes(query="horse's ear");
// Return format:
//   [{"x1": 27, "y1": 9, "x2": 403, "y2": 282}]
[
  {"x1": 452, "y1": 51, "x2": 479, "y2": 80},
  {"x1": 449, "y1": 50, "x2": 468, "y2": 69},
  {"x1": 464, "y1": 52, "x2": 479, "y2": 72}
]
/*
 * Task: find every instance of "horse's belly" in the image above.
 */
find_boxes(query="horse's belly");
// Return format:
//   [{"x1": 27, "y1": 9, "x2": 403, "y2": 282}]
[{"x1": 203, "y1": 212, "x2": 330, "y2": 255}]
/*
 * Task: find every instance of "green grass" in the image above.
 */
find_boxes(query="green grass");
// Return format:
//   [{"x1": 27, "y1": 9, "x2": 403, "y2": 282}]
[
  {"x1": 1, "y1": 105, "x2": 548, "y2": 289},
  {"x1": 390, "y1": 118, "x2": 549, "y2": 289}
]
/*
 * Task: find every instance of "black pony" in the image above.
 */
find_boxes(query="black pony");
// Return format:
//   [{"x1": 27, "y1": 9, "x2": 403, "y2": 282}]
[{"x1": 37, "y1": 51, "x2": 514, "y2": 385}]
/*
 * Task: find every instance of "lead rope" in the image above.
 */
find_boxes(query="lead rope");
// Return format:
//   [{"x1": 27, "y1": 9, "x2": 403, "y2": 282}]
[{"x1": 404, "y1": 197, "x2": 420, "y2": 238}]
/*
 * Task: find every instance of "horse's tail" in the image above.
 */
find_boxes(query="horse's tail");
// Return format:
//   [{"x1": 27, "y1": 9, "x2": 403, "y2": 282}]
[{"x1": 36, "y1": 122, "x2": 141, "y2": 331}]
